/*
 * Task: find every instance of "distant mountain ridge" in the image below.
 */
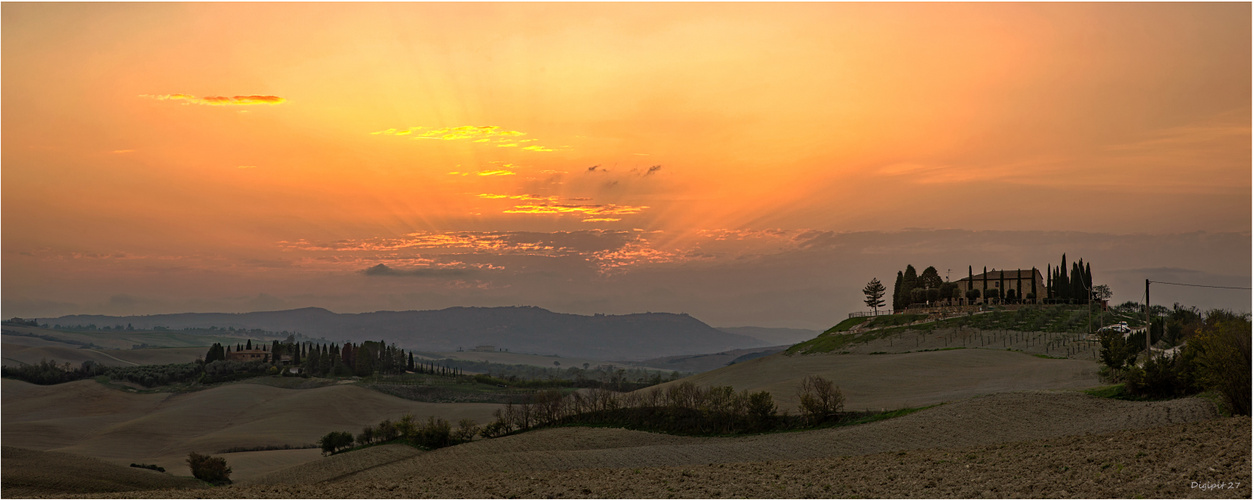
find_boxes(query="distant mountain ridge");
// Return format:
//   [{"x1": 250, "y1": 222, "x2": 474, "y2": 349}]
[{"x1": 42, "y1": 306, "x2": 767, "y2": 361}]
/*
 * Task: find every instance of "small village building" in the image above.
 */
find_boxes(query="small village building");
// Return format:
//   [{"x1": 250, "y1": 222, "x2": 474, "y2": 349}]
[{"x1": 953, "y1": 268, "x2": 1046, "y2": 304}]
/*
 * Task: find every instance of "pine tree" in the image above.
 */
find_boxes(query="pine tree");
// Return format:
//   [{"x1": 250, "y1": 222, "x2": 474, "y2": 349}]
[{"x1": 862, "y1": 278, "x2": 887, "y2": 315}]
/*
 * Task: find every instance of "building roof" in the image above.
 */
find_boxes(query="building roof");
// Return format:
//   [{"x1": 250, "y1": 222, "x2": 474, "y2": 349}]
[{"x1": 955, "y1": 269, "x2": 1042, "y2": 282}]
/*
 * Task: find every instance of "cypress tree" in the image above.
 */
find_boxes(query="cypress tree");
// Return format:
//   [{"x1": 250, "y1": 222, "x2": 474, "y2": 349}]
[
  {"x1": 1030, "y1": 268, "x2": 1038, "y2": 303},
  {"x1": 892, "y1": 271, "x2": 904, "y2": 312},
  {"x1": 1046, "y1": 264, "x2": 1053, "y2": 302},
  {"x1": 1057, "y1": 254, "x2": 1070, "y2": 302},
  {"x1": 1085, "y1": 262, "x2": 1093, "y2": 300},
  {"x1": 901, "y1": 265, "x2": 918, "y2": 308},
  {"x1": 982, "y1": 267, "x2": 988, "y2": 304},
  {"x1": 1016, "y1": 271, "x2": 1023, "y2": 304}
]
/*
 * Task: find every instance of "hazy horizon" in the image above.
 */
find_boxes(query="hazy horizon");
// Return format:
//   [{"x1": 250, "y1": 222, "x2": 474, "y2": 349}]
[{"x1": 4, "y1": 3, "x2": 1250, "y2": 330}]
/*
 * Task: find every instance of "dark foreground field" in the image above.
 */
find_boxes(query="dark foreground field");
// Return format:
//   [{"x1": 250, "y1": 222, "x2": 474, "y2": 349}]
[{"x1": 13, "y1": 391, "x2": 1246, "y2": 499}]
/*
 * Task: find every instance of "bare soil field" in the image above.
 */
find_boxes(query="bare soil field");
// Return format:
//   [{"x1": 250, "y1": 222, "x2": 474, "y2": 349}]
[
  {"x1": 1, "y1": 379, "x2": 501, "y2": 481},
  {"x1": 0, "y1": 446, "x2": 203, "y2": 497},
  {"x1": 655, "y1": 348, "x2": 1100, "y2": 411},
  {"x1": 69, "y1": 393, "x2": 1248, "y2": 499}
]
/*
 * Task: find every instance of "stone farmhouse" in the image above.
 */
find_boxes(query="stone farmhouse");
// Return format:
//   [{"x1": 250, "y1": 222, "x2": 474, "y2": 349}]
[{"x1": 953, "y1": 268, "x2": 1046, "y2": 304}]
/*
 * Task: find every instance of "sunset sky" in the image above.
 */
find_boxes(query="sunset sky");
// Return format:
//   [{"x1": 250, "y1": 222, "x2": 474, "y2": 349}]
[{"x1": 3, "y1": 3, "x2": 1250, "y2": 329}]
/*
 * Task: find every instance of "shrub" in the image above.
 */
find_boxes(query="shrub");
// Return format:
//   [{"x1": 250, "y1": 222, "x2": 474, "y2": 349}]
[
  {"x1": 130, "y1": 463, "x2": 165, "y2": 473},
  {"x1": 797, "y1": 375, "x2": 844, "y2": 425},
  {"x1": 186, "y1": 452, "x2": 231, "y2": 485},
  {"x1": 318, "y1": 431, "x2": 354, "y2": 455},
  {"x1": 1187, "y1": 314, "x2": 1251, "y2": 415}
]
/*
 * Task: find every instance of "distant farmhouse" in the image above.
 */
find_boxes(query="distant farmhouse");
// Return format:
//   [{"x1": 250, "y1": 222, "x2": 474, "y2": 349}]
[
  {"x1": 225, "y1": 347, "x2": 268, "y2": 362},
  {"x1": 471, "y1": 345, "x2": 496, "y2": 353},
  {"x1": 953, "y1": 268, "x2": 1045, "y2": 305}
]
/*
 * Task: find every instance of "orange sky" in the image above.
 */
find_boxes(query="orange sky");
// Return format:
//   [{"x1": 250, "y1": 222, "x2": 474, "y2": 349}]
[{"x1": 3, "y1": 3, "x2": 1250, "y2": 326}]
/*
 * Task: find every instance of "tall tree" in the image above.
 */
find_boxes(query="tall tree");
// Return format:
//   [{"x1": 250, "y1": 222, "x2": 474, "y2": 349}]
[
  {"x1": 1015, "y1": 271, "x2": 1024, "y2": 304},
  {"x1": 1057, "y1": 254, "x2": 1071, "y2": 302},
  {"x1": 892, "y1": 271, "x2": 904, "y2": 312},
  {"x1": 1030, "y1": 267, "x2": 1038, "y2": 303},
  {"x1": 919, "y1": 266, "x2": 943, "y2": 290},
  {"x1": 1071, "y1": 261, "x2": 1086, "y2": 305},
  {"x1": 862, "y1": 278, "x2": 887, "y2": 315},
  {"x1": 1046, "y1": 264, "x2": 1053, "y2": 301},
  {"x1": 900, "y1": 265, "x2": 918, "y2": 308},
  {"x1": 998, "y1": 269, "x2": 1006, "y2": 303},
  {"x1": 982, "y1": 267, "x2": 989, "y2": 304}
]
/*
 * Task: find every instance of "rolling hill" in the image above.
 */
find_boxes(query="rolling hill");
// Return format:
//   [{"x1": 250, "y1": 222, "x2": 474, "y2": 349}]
[{"x1": 43, "y1": 307, "x2": 767, "y2": 360}]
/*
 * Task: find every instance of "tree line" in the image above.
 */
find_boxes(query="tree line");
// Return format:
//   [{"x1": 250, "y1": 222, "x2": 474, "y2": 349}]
[
  {"x1": 204, "y1": 339, "x2": 463, "y2": 379},
  {"x1": 1099, "y1": 307, "x2": 1250, "y2": 415},
  {"x1": 320, "y1": 375, "x2": 854, "y2": 457}
]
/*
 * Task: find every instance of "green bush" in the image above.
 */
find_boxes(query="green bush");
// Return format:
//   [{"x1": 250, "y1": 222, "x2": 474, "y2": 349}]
[{"x1": 1186, "y1": 314, "x2": 1251, "y2": 415}]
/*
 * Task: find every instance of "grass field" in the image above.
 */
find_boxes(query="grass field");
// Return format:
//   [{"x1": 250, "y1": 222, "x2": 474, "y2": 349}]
[{"x1": 647, "y1": 348, "x2": 1101, "y2": 412}]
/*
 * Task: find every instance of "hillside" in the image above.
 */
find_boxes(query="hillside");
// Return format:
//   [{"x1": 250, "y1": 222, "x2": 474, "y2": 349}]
[
  {"x1": 93, "y1": 392, "x2": 1248, "y2": 498},
  {"x1": 634, "y1": 345, "x2": 788, "y2": 373},
  {"x1": 1, "y1": 447, "x2": 204, "y2": 497},
  {"x1": 42, "y1": 307, "x2": 767, "y2": 360},
  {"x1": 0, "y1": 378, "x2": 501, "y2": 482},
  {"x1": 716, "y1": 326, "x2": 818, "y2": 345}
]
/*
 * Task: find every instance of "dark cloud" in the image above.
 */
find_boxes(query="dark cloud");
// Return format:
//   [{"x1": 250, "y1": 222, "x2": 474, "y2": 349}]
[
  {"x1": 362, "y1": 264, "x2": 473, "y2": 278},
  {"x1": 587, "y1": 165, "x2": 603, "y2": 173},
  {"x1": 645, "y1": 165, "x2": 662, "y2": 176}
]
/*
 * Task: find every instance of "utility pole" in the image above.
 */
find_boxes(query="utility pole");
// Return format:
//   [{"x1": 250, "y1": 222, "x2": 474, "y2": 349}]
[{"x1": 1145, "y1": 279, "x2": 1151, "y2": 361}]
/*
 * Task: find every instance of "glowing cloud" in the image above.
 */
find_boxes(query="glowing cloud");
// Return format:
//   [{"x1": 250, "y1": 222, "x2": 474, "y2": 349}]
[
  {"x1": 372, "y1": 125, "x2": 559, "y2": 151},
  {"x1": 142, "y1": 94, "x2": 286, "y2": 106},
  {"x1": 476, "y1": 170, "x2": 516, "y2": 176},
  {"x1": 504, "y1": 203, "x2": 648, "y2": 219},
  {"x1": 372, "y1": 125, "x2": 526, "y2": 141}
]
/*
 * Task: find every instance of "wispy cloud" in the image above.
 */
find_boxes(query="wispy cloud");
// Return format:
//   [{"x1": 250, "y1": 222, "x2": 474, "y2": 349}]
[
  {"x1": 142, "y1": 94, "x2": 286, "y2": 106},
  {"x1": 361, "y1": 263, "x2": 474, "y2": 278},
  {"x1": 478, "y1": 194, "x2": 559, "y2": 202},
  {"x1": 503, "y1": 203, "x2": 649, "y2": 218},
  {"x1": 372, "y1": 125, "x2": 560, "y2": 152},
  {"x1": 372, "y1": 125, "x2": 525, "y2": 141}
]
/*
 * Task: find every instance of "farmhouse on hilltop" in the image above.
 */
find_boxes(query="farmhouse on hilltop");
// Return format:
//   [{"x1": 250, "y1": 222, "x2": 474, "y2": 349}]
[{"x1": 953, "y1": 268, "x2": 1045, "y2": 304}]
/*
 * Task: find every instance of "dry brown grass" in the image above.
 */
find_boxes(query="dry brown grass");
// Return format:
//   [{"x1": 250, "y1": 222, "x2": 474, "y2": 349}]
[
  {"x1": 1, "y1": 378, "x2": 501, "y2": 482},
  {"x1": 2, "y1": 342, "x2": 207, "y2": 367},
  {"x1": 1, "y1": 446, "x2": 204, "y2": 497}
]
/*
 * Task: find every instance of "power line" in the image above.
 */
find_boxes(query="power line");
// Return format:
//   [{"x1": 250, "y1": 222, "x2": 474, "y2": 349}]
[{"x1": 1147, "y1": 280, "x2": 1252, "y2": 291}]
